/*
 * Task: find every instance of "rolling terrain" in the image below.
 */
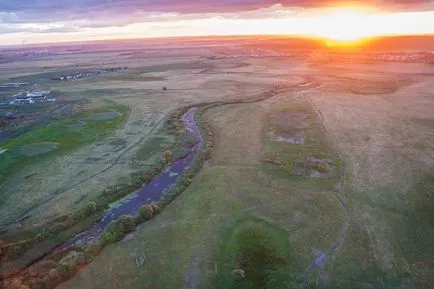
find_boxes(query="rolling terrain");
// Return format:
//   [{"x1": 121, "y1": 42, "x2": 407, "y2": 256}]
[{"x1": 0, "y1": 38, "x2": 433, "y2": 289}]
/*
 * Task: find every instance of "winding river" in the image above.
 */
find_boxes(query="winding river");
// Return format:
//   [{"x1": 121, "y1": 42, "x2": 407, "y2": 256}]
[{"x1": 62, "y1": 107, "x2": 203, "y2": 248}]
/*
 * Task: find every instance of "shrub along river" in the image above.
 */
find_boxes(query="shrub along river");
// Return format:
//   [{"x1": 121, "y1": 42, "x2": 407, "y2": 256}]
[{"x1": 62, "y1": 107, "x2": 203, "y2": 248}]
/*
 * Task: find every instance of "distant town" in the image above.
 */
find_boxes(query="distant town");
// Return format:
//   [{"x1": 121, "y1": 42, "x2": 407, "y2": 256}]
[
  {"x1": 52, "y1": 67, "x2": 127, "y2": 81},
  {"x1": 0, "y1": 67, "x2": 128, "y2": 106}
]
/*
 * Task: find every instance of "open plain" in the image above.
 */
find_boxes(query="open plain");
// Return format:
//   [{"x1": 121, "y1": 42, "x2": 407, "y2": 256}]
[{"x1": 0, "y1": 38, "x2": 433, "y2": 289}]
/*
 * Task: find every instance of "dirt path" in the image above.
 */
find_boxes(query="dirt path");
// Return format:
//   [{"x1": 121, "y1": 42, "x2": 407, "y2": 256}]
[
  {"x1": 302, "y1": 94, "x2": 351, "y2": 289},
  {"x1": 11, "y1": 78, "x2": 308, "y2": 228},
  {"x1": 2, "y1": 80, "x2": 314, "y2": 287},
  {"x1": 0, "y1": 111, "x2": 169, "y2": 230},
  {"x1": 183, "y1": 255, "x2": 200, "y2": 289}
]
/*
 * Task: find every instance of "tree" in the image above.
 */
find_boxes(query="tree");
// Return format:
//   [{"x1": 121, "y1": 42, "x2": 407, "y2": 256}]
[
  {"x1": 0, "y1": 239, "x2": 5, "y2": 258},
  {"x1": 89, "y1": 201, "x2": 97, "y2": 211},
  {"x1": 164, "y1": 150, "x2": 173, "y2": 163},
  {"x1": 83, "y1": 241, "x2": 102, "y2": 262},
  {"x1": 2, "y1": 278, "x2": 30, "y2": 289},
  {"x1": 151, "y1": 204, "x2": 160, "y2": 215},
  {"x1": 101, "y1": 221, "x2": 125, "y2": 245},
  {"x1": 119, "y1": 215, "x2": 135, "y2": 232},
  {"x1": 138, "y1": 205, "x2": 154, "y2": 222}
]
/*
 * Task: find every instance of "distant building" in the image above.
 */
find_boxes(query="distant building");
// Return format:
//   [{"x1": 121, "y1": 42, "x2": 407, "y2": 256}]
[
  {"x1": 25, "y1": 90, "x2": 49, "y2": 98},
  {"x1": 8, "y1": 90, "x2": 55, "y2": 105},
  {"x1": 0, "y1": 82, "x2": 29, "y2": 88}
]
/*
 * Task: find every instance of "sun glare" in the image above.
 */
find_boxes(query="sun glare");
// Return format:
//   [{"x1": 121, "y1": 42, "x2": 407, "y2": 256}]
[
  {"x1": 2, "y1": 4, "x2": 434, "y2": 45},
  {"x1": 311, "y1": 7, "x2": 378, "y2": 43}
]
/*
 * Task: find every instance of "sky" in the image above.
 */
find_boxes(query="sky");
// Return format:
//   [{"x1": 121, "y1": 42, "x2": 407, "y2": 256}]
[{"x1": 1, "y1": 0, "x2": 434, "y2": 45}]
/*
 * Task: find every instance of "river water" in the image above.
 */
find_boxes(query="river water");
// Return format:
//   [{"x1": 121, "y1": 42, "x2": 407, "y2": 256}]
[{"x1": 62, "y1": 107, "x2": 202, "y2": 248}]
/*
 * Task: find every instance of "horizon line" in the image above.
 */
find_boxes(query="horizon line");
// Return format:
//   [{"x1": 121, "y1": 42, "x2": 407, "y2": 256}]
[{"x1": 2, "y1": 33, "x2": 434, "y2": 49}]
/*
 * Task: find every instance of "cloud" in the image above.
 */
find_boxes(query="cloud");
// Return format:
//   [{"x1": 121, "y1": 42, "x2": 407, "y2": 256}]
[
  {"x1": 0, "y1": 22, "x2": 80, "y2": 34},
  {"x1": 1, "y1": 0, "x2": 433, "y2": 23},
  {"x1": 1, "y1": 0, "x2": 434, "y2": 45},
  {"x1": 0, "y1": 3, "x2": 303, "y2": 31}
]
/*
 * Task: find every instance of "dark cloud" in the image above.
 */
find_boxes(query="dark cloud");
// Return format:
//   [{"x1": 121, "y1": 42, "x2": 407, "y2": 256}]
[
  {"x1": 0, "y1": 0, "x2": 433, "y2": 26},
  {"x1": 1, "y1": 0, "x2": 432, "y2": 15}
]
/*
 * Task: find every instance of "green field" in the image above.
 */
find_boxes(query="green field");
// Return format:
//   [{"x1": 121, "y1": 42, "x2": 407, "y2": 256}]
[
  {"x1": 0, "y1": 100, "x2": 129, "y2": 187},
  {"x1": 1, "y1": 45, "x2": 433, "y2": 289},
  {"x1": 0, "y1": 104, "x2": 193, "y2": 279},
  {"x1": 58, "y1": 96, "x2": 345, "y2": 289},
  {"x1": 215, "y1": 218, "x2": 295, "y2": 289},
  {"x1": 262, "y1": 101, "x2": 339, "y2": 192}
]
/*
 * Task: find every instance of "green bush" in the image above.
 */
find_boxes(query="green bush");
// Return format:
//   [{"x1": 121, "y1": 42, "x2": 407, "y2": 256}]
[
  {"x1": 101, "y1": 221, "x2": 125, "y2": 245},
  {"x1": 137, "y1": 205, "x2": 154, "y2": 223},
  {"x1": 27, "y1": 264, "x2": 44, "y2": 278},
  {"x1": 0, "y1": 239, "x2": 5, "y2": 258},
  {"x1": 56, "y1": 263, "x2": 76, "y2": 279},
  {"x1": 46, "y1": 222, "x2": 69, "y2": 234},
  {"x1": 27, "y1": 278, "x2": 45, "y2": 289},
  {"x1": 83, "y1": 241, "x2": 102, "y2": 262},
  {"x1": 2, "y1": 278, "x2": 30, "y2": 289},
  {"x1": 171, "y1": 187, "x2": 182, "y2": 197},
  {"x1": 102, "y1": 186, "x2": 117, "y2": 198},
  {"x1": 59, "y1": 251, "x2": 85, "y2": 268},
  {"x1": 26, "y1": 259, "x2": 57, "y2": 279},
  {"x1": 69, "y1": 205, "x2": 94, "y2": 222},
  {"x1": 151, "y1": 204, "x2": 160, "y2": 215},
  {"x1": 4, "y1": 241, "x2": 32, "y2": 260},
  {"x1": 100, "y1": 216, "x2": 135, "y2": 246},
  {"x1": 119, "y1": 215, "x2": 135, "y2": 233},
  {"x1": 164, "y1": 150, "x2": 173, "y2": 163},
  {"x1": 316, "y1": 162, "x2": 330, "y2": 173},
  {"x1": 44, "y1": 269, "x2": 63, "y2": 288}
]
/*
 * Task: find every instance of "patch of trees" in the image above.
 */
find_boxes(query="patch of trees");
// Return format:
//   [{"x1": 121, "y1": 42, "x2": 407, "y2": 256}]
[{"x1": 1, "y1": 203, "x2": 162, "y2": 289}]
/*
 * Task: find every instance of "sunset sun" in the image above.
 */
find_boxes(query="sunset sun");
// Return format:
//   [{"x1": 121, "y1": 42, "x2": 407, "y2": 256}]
[
  {"x1": 312, "y1": 7, "x2": 378, "y2": 42},
  {"x1": 1, "y1": 0, "x2": 434, "y2": 288}
]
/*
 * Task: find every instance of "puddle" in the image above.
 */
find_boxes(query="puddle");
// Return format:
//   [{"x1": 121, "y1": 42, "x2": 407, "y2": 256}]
[
  {"x1": 276, "y1": 132, "x2": 305, "y2": 144},
  {"x1": 292, "y1": 156, "x2": 335, "y2": 178}
]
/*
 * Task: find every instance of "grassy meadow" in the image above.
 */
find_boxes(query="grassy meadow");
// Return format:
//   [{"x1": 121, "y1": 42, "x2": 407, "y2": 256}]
[
  {"x1": 58, "y1": 95, "x2": 345, "y2": 289},
  {"x1": 1, "y1": 46, "x2": 433, "y2": 289},
  {"x1": 0, "y1": 100, "x2": 129, "y2": 187}
]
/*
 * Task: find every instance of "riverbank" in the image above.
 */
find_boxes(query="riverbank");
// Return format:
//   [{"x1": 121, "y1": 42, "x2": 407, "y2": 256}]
[
  {"x1": 55, "y1": 90, "x2": 344, "y2": 289},
  {"x1": 1, "y1": 83, "x2": 296, "y2": 288},
  {"x1": 0, "y1": 106, "x2": 209, "y2": 287}
]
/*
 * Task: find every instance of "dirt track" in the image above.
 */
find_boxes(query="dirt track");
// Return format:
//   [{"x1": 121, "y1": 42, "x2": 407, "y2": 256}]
[{"x1": 0, "y1": 111, "x2": 169, "y2": 230}]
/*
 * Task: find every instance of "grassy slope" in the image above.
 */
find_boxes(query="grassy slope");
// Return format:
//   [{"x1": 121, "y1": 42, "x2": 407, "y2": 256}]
[
  {"x1": 215, "y1": 218, "x2": 295, "y2": 289},
  {"x1": 58, "y1": 95, "x2": 344, "y2": 289},
  {"x1": 328, "y1": 174, "x2": 434, "y2": 289},
  {"x1": 306, "y1": 67, "x2": 434, "y2": 288},
  {"x1": 0, "y1": 106, "x2": 193, "y2": 277},
  {"x1": 0, "y1": 101, "x2": 129, "y2": 189},
  {"x1": 262, "y1": 101, "x2": 338, "y2": 192}
]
